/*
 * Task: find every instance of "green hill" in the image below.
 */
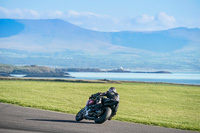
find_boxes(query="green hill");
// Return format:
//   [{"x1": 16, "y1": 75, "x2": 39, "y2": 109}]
[{"x1": 0, "y1": 64, "x2": 70, "y2": 77}]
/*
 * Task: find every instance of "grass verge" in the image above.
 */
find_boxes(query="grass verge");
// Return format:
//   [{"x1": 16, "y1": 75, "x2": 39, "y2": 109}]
[{"x1": 0, "y1": 80, "x2": 199, "y2": 131}]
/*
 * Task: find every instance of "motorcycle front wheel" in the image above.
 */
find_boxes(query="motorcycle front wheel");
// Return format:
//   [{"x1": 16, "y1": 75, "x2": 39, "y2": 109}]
[{"x1": 75, "y1": 108, "x2": 85, "y2": 121}]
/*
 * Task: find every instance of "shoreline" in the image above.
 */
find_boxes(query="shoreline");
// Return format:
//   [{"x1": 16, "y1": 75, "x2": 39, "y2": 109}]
[{"x1": 0, "y1": 76, "x2": 199, "y2": 86}]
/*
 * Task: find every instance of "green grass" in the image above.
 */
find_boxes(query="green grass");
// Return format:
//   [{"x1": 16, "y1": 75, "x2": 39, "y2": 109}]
[{"x1": 0, "y1": 80, "x2": 199, "y2": 131}]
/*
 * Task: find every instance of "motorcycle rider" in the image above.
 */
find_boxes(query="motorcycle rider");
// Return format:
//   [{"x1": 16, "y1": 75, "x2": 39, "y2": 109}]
[{"x1": 90, "y1": 87, "x2": 120, "y2": 120}]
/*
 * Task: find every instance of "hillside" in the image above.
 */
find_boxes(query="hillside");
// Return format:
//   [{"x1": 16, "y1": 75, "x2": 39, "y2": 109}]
[
  {"x1": 0, "y1": 19, "x2": 200, "y2": 71},
  {"x1": 1, "y1": 19, "x2": 199, "y2": 53},
  {"x1": 0, "y1": 64, "x2": 71, "y2": 77}
]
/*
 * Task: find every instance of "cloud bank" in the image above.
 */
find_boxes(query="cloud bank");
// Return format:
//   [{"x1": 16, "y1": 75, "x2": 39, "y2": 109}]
[{"x1": 0, "y1": 7, "x2": 198, "y2": 32}]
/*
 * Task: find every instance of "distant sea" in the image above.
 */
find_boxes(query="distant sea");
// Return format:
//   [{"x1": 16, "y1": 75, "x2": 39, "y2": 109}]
[{"x1": 68, "y1": 72, "x2": 200, "y2": 85}]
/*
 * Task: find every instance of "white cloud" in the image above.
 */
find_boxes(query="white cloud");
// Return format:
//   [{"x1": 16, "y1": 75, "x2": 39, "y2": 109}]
[
  {"x1": 0, "y1": 7, "x2": 10, "y2": 14},
  {"x1": 129, "y1": 12, "x2": 178, "y2": 31},
  {"x1": 66, "y1": 10, "x2": 107, "y2": 18},
  {"x1": 67, "y1": 10, "x2": 80, "y2": 17},
  {"x1": 63, "y1": 10, "x2": 119, "y2": 31},
  {"x1": 136, "y1": 14, "x2": 154, "y2": 24},
  {"x1": 0, "y1": 7, "x2": 40, "y2": 19},
  {"x1": 155, "y1": 12, "x2": 176, "y2": 26},
  {"x1": 46, "y1": 10, "x2": 64, "y2": 18}
]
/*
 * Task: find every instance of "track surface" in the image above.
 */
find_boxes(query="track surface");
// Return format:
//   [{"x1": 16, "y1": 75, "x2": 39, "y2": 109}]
[{"x1": 0, "y1": 103, "x2": 198, "y2": 133}]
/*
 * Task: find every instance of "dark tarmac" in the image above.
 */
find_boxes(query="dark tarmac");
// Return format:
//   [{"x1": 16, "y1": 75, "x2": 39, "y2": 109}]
[{"x1": 0, "y1": 103, "x2": 198, "y2": 133}]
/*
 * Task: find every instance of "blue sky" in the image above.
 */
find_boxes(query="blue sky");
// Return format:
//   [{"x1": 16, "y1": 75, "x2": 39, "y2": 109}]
[{"x1": 0, "y1": 0, "x2": 200, "y2": 31}]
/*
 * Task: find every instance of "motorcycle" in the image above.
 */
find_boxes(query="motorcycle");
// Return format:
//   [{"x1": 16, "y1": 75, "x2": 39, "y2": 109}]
[{"x1": 75, "y1": 96, "x2": 114, "y2": 124}]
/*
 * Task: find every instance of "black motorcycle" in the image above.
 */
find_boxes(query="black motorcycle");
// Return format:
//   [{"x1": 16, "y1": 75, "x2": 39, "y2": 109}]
[{"x1": 75, "y1": 96, "x2": 115, "y2": 124}]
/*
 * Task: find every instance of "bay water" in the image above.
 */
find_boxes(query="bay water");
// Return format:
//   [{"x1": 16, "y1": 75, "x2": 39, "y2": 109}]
[{"x1": 68, "y1": 72, "x2": 200, "y2": 85}]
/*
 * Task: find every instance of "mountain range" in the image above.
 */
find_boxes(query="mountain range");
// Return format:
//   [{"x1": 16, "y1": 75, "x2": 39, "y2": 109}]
[{"x1": 0, "y1": 19, "x2": 200, "y2": 71}]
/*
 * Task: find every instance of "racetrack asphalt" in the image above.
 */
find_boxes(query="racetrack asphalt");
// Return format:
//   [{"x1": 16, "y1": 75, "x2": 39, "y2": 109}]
[{"x1": 0, "y1": 103, "x2": 199, "y2": 133}]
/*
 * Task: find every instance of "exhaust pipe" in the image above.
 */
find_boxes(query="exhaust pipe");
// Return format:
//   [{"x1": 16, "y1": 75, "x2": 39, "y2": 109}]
[{"x1": 85, "y1": 115, "x2": 94, "y2": 120}]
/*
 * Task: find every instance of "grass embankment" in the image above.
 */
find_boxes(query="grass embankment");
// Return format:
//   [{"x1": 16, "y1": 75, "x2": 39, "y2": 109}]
[{"x1": 0, "y1": 80, "x2": 199, "y2": 131}]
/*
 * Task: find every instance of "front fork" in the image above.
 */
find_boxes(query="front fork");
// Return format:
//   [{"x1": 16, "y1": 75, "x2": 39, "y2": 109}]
[{"x1": 84, "y1": 106, "x2": 89, "y2": 116}]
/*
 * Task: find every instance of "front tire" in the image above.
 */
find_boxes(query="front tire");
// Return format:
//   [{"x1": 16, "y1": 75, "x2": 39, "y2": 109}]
[
  {"x1": 75, "y1": 108, "x2": 85, "y2": 121},
  {"x1": 94, "y1": 107, "x2": 112, "y2": 124}
]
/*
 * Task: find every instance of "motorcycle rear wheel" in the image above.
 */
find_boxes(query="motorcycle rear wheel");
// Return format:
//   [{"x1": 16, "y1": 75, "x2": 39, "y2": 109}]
[{"x1": 94, "y1": 107, "x2": 112, "y2": 124}]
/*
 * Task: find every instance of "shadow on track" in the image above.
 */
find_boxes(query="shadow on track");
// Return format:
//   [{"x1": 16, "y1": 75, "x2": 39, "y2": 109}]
[{"x1": 27, "y1": 119, "x2": 95, "y2": 124}]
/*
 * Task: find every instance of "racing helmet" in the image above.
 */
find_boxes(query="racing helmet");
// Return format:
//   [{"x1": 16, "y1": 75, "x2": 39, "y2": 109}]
[{"x1": 109, "y1": 87, "x2": 116, "y2": 93}]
